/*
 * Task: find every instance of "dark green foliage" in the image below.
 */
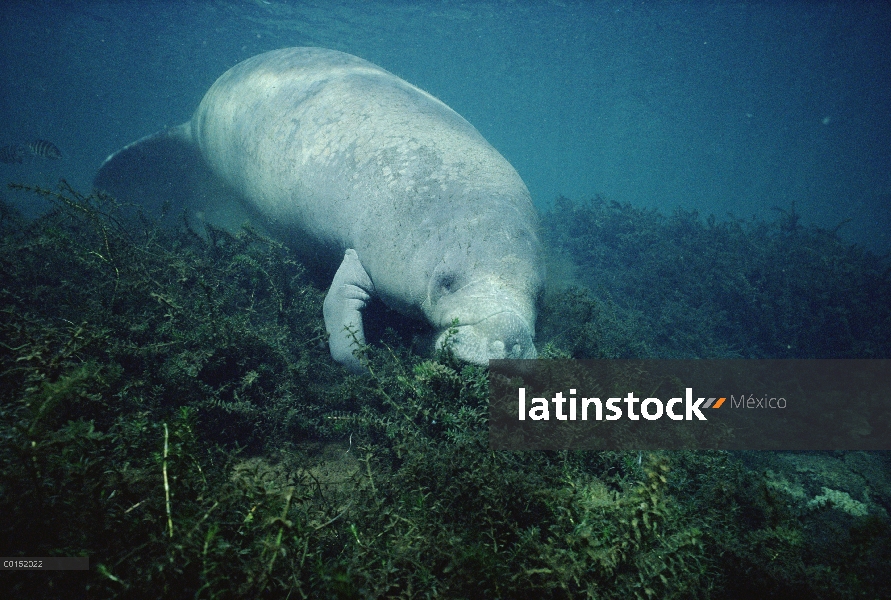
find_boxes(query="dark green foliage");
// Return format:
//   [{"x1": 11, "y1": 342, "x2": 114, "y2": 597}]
[
  {"x1": 1, "y1": 184, "x2": 889, "y2": 598},
  {"x1": 540, "y1": 195, "x2": 891, "y2": 359}
]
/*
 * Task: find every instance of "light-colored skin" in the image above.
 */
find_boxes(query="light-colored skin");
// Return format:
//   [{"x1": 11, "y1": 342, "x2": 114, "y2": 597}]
[{"x1": 99, "y1": 47, "x2": 543, "y2": 373}]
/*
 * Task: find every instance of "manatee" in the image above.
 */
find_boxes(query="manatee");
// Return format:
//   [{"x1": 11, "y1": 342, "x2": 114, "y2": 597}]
[{"x1": 95, "y1": 47, "x2": 543, "y2": 373}]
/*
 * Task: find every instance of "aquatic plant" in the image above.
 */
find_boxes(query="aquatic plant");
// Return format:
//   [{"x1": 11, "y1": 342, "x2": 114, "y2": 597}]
[
  {"x1": 539, "y1": 194, "x2": 891, "y2": 359},
  {"x1": 1, "y1": 184, "x2": 889, "y2": 598}
]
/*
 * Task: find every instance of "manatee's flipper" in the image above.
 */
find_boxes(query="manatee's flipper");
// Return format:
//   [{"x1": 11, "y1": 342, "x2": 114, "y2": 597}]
[
  {"x1": 94, "y1": 123, "x2": 234, "y2": 224},
  {"x1": 323, "y1": 249, "x2": 375, "y2": 373}
]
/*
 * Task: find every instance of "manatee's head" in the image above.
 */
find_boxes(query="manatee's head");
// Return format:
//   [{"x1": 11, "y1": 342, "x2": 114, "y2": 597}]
[{"x1": 423, "y1": 237, "x2": 543, "y2": 365}]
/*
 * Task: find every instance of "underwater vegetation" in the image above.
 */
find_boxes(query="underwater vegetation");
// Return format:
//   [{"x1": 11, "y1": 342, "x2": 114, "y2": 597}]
[
  {"x1": 1, "y1": 183, "x2": 889, "y2": 598},
  {"x1": 539, "y1": 195, "x2": 891, "y2": 361}
]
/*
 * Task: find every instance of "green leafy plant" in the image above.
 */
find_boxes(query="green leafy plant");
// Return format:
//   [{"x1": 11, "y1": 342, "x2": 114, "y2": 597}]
[{"x1": 1, "y1": 184, "x2": 889, "y2": 598}]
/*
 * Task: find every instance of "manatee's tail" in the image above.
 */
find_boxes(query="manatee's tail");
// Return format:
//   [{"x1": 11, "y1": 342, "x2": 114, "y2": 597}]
[{"x1": 94, "y1": 122, "x2": 212, "y2": 219}]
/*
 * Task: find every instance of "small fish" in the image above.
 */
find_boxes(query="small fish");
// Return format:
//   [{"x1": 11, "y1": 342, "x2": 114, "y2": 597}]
[
  {"x1": 27, "y1": 139, "x2": 62, "y2": 160},
  {"x1": 0, "y1": 144, "x2": 27, "y2": 164}
]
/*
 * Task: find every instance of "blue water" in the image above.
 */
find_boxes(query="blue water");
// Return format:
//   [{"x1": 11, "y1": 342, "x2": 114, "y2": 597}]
[{"x1": 1, "y1": 0, "x2": 890, "y2": 249}]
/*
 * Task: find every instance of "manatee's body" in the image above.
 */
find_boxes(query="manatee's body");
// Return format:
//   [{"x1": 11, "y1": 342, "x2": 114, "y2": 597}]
[{"x1": 96, "y1": 47, "x2": 543, "y2": 372}]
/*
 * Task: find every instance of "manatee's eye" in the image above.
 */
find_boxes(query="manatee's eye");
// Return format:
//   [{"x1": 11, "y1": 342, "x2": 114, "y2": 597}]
[{"x1": 437, "y1": 272, "x2": 458, "y2": 294}]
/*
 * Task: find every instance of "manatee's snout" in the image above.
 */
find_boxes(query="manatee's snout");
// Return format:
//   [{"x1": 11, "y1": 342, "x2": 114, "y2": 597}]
[{"x1": 436, "y1": 311, "x2": 537, "y2": 365}]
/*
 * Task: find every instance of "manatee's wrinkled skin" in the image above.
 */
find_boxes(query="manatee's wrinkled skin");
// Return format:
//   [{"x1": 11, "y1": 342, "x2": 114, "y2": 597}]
[{"x1": 97, "y1": 47, "x2": 543, "y2": 373}]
